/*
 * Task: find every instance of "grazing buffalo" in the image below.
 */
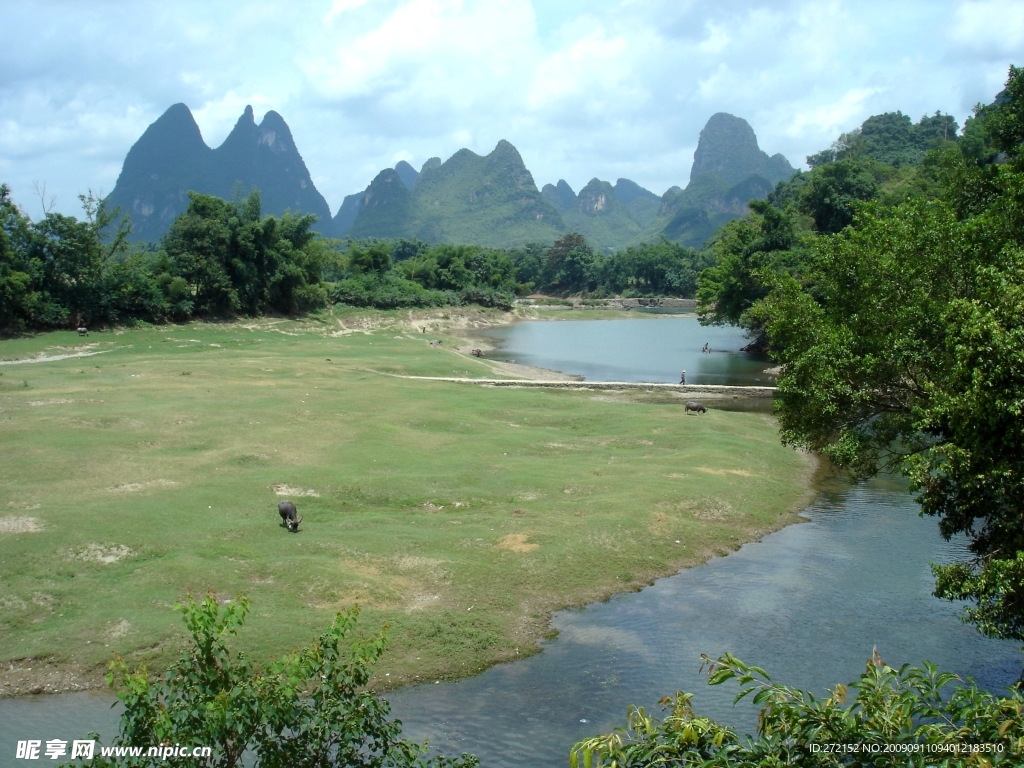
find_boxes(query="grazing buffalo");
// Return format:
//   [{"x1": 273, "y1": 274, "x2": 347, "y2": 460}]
[
  {"x1": 471, "y1": 348, "x2": 483, "y2": 357},
  {"x1": 278, "y1": 500, "x2": 302, "y2": 532},
  {"x1": 685, "y1": 401, "x2": 707, "y2": 415},
  {"x1": 77, "y1": 326, "x2": 89, "y2": 337},
  {"x1": 429, "y1": 339, "x2": 442, "y2": 347}
]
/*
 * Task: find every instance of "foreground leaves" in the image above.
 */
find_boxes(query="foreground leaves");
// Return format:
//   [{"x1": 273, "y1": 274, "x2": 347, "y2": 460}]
[
  {"x1": 571, "y1": 653, "x2": 1024, "y2": 767},
  {"x1": 69, "y1": 593, "x2": 477, "y2": 768}
]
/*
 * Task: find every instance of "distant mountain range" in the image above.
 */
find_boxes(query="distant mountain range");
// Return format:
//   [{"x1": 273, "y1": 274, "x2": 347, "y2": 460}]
[{"x1": 107, "y1": 105, "x2": 795, "y2": 250}]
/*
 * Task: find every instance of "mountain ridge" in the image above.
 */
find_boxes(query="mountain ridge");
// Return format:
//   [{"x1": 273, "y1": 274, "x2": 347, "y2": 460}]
[{"x1": 108, "y1": 105, "x2": 795, "y2": 250}]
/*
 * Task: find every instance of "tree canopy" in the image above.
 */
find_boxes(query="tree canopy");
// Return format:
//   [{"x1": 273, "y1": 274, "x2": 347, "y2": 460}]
[{"x1": 722, "y1": 64, "x2": 1024, "y2": 644}]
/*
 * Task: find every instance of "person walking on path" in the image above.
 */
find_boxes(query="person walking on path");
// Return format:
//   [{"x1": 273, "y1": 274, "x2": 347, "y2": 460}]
[{"x1": 679, "y1": 370, "x2": 686, "y2": 384}]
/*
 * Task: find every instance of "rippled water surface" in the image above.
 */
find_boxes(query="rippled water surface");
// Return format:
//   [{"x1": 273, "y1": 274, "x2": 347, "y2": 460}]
[
  {"x1": 5, "y1": 476, "x2": 1017, "y2": 768},
  {"x1": 386, "y1": 475, "x2": 1021, "y2": 765},
  {"x1": 478, "y1": 316, "x2": 772, "y2": 385}
]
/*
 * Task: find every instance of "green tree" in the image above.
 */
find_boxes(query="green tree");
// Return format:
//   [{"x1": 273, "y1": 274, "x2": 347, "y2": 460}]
[
  {"x1": 754, "y1": 66, "x2": 1024, "y2": 644},
  {"x1": 543, "y1": 233, "x2": 600, "y2": 295},
  {"x1": 602, "y1": 239, "x2": 710, "y2": 297},
  {"x1": 162, "y1": 190, "x2": 326, "y2": 316},
  {"x1": 76, "y1": 594, "x2": 477, "y2": 768},
  {"x1": 347, "y1": 240, "x2": 394, "y2": 276},
  {"x1": 696, "y1": 200, "x2": 807, "y2": 350},
  {"x1": 0, "y1": 184, "x2": 40, "y2": 329},
  {"x1": 800, "y1": 159, "x2": 878, "y2": 234},
  {"x1": 572, "y1": 653, "x2": 1024, "y2": 766}
]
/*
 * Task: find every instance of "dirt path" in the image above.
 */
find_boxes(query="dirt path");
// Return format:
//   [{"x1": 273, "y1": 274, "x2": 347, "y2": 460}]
[{"x1": 0, "y1": 350, "x2": 110, "y2": 365}]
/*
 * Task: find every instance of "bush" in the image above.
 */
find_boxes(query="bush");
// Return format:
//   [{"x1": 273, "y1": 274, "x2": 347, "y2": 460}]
[
  {"x1": 571, "y1": 653, "x2": 1024, "y2": 767},
  {"x1": 72, "y1": 594, "x2": 478, "y2": 768}
]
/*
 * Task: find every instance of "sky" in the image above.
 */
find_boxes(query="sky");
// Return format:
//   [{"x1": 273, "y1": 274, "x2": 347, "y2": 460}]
[{"x1": 1, "y1": 0, "x2": 1021, "y2": 218}]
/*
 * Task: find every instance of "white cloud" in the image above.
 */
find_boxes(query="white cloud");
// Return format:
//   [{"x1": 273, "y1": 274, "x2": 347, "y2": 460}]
[
  {"x1": 949, "y1": 1, "x2": 1024, "y2": 58},
  {"x1": 0, "y1": 0, "x2": 1018, "y2": 217},
  {"x1": 325, "y1": 0, "x2": 373, "y2": 21}
]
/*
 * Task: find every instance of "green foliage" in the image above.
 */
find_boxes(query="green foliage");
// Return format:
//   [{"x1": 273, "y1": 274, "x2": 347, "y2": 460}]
[
  {"x1": 542, "y1": 233, "x2": 600, "y2": 295},
  {"x1": 601, "y1": 239, "x2": 712, "y2": 297},
  {"x1": 572, "y1": 653, "x2": 1024, "y2": 766},
  {"x1": 807, "y1": 111, "x2": 959, "y2": 169},
  {"x1": 750, "y1": 65, "x2": 1024, "y2": 644},
  {"x1": 799, "y1": 159, "x2": 878, "y2": 234},
  {"x1": 348, "y1": 241, "x2": 394, "y2": 276},
  {"x1": 696, "y1": 200, "x2": 809, "y2": 349},
  {"x1": 162, "y1": 190, "x2": 326, "y2": 316},
  {"x1": 0, "y1": 185, "x2": 329, "y2": 331},
  {"x1": 75, "y1": 593, "x2": 478, "y2": 768},
  {"x1": 988, "y1": 65, "x2": 1024, "y2": 164}
]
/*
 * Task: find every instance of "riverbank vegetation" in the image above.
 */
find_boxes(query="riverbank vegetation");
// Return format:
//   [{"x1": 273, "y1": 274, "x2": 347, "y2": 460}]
[
  {"x1": 0, "y1": 184, "x2": 711, "y2": 335},
  {"x1": 83, "y1": 594, "x2": 477, "y2": 768},
  {"x1": 573, "y1": 653, "x2": 1024, "y2": 766},
  {"x1": 0, "y1": 313, "x2": 811, "y2": 693},
  {"x1": 696, "y1": 65, "x2": 1024, "y2": 647}
]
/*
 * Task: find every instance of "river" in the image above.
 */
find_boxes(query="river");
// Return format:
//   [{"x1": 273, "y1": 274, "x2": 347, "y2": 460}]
[
  {"x1": 1, "y1": 317, "x2": 1020, "y2": 767},
  {"x1": 477, "y1": 315, "x2": 772, "y2": 386}
]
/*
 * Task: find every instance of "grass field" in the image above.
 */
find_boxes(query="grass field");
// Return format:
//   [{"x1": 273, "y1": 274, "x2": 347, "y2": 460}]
[{"x1": 0, "y1": 308, "x2": 813, "y2": 694}]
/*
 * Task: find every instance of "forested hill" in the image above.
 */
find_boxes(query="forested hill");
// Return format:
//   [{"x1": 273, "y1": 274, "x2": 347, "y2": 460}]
[
  {"x1": 106, "y1": 104, "x2": 331, "y2": 243},
  {"x1": 107, "y1": 106, "x2": 794, "y2": 250},
  {"x1": 336, "y1": 112, "x2": 796, "y2": 251}
]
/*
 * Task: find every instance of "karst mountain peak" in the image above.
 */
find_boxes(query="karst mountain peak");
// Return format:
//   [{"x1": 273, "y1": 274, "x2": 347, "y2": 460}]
[{"x1": 108, "y1": 107, "x2": 795, "y2": 250}]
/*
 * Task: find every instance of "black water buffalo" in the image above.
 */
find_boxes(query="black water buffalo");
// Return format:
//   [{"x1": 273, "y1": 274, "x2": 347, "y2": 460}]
[
  {"x1": 471, "y1": 348, "x2": 483, "y2": 357},
  {"x1": 77, "y1": 326, "x2": 89, "y2": 337},
  {"x1": 278, "y1": 500, "x2": 302, "y2": 532},
  {"x1": 685, "y1": 401, "x2": 707, "y2": 415}
]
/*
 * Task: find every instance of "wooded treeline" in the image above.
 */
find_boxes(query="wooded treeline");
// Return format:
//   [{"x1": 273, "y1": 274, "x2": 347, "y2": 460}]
[{"x1": 0, "y1": 184, "x2": 710, "y2": 331}]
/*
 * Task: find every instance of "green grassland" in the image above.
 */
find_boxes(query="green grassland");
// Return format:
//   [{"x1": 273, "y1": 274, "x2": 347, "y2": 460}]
[{"x1": 0, "y1": 309, "x2": 812, "y2": 692}]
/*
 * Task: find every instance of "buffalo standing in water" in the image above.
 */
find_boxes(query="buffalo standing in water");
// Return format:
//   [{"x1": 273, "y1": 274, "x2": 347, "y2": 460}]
[
  {"x1": 278, "y1": 500, "x2": 302, "y2": 532},
  {"x1": 685, "y1": 401, "x2": 707, "y2": 415}
]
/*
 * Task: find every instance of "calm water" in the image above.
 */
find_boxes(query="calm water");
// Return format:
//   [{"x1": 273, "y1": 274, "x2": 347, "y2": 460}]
[
  {"x1": 3, "y1": 477, "x2": 1019, "y2": 767},
  {"x1": 478, "y1": 316, "x2": 771, "y2": 385}
]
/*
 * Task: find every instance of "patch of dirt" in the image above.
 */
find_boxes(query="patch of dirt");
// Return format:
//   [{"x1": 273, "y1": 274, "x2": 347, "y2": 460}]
[
  {"x1": 481, "y1": 359, "x2": 580, "y2": 382},
  {"x1": 106, "y1": 619, "x2": 132, "y2": 640},
  {"x1": 269, "y1": 483, "x2": 320, "y2": 497},
  {"x1": 6, "y1": 501, "x2": 41, "y2": 510},
  {"x1": 0, "y1": 516, "x2": 44, "y2": 533},
  {"x1": 405, "y1": 593, "x2": 441, "y2": 611},
  {"x1": 695, "y1": 467, "x2": 754, "y2": 477},
  {"x1": 0, "y1": 658, "x2": 107, "y2": 696},
  {"x1": 392, "y1": 555, "x2": 445, "y2": 572},
  {"x1": 107, "y1": 479, "x2": 177, "y2": 493},
  {"x1": 495, "y1": 533, "x2": 539, "y2": 553},
  {"x1": 27, "y1": 399, "x2": 74, "y2": 406},
  {"x1": 0, "y1": 349, "x2": 109, "y2": 366},
  {"x1": 512, "y1": 509, "x2": 528, "y2": 517},
  {"x1": 63, "y1": 543, "x2": 136, "y2": 564}
]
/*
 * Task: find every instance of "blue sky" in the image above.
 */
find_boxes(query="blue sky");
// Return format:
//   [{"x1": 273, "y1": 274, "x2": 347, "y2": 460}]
[{"x1": 0, "y1": 0, "x2": 1020, "y2": 217}]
